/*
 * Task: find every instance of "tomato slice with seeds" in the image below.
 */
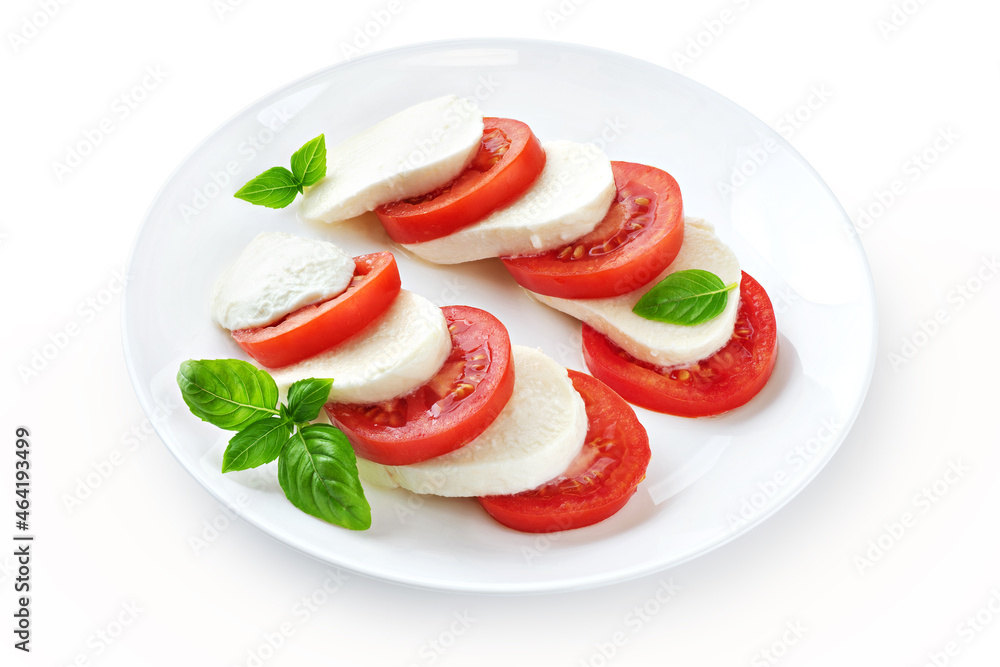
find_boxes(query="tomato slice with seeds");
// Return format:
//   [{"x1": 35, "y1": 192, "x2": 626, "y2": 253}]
[
  {"x1": 231, "y1": 252, "x2": 401, "y2": 369},
  {"x1": 501, "y1": 161, "x2": 684, "y2": 299},
  {"x1": 325, "y1": 305, "x2": 515, "y2": 466},
  {"x1": 477, "y1": 370, "x2": 651, "y2": 533},
  {"x1": 582, "y1": 271, "x2": 777, "y2": 417},
  {"x1": 376, "y1": 117, "x2": 546, "y2": 244}
]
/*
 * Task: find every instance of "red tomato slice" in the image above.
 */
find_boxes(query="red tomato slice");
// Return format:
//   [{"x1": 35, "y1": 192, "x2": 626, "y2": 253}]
[
  {"x1": 231, "y1": 252, "x2": 401, "y2": 369},
  {"x1": 477, "y1": 370, "x2": 651, "y2": 533},
  {"x1": 501, "y1": 161, "x2": 685, "y2": 299},
  {"x1": 325, "y1": 305, "x2": 515, "y2": 466},
  {"x1": 375, "y1": 117, "x2": 546, "y2": 244},
  {"x1": 582, "y1": 271, "x2": 778, "y2": 417}
]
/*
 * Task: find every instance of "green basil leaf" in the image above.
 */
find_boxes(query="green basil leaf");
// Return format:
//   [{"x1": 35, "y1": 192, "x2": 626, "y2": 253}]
[
  {"x1": 278, "y1": 424, "x2": 370, "y2": 530},
  {"x1": 233, "y1": 166, "x2": 299, "y2": 208},
  {"x1": 632, "y1": 269, "x2": 738, "y2": 326},
  {"x1": 222, "y1": 417, "x2": 294, "y2": 473},
  {"x1": 177, "y1": 359, "x2": 280, "y2": 431},
  {"x1": 285, "y1": 378, "x2": 334, "y2": 424},
  {"x1": 290, "y1": 134, "x2": 326, "y2": 188}
]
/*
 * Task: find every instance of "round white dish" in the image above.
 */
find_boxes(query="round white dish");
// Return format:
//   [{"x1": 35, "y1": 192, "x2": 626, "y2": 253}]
[{"x1": 122, "y1": 39, "x2": 877, "y2": 594}]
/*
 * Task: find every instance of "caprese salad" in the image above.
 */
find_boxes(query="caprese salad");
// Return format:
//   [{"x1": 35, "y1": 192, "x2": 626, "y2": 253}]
[
  {"x1": 187, "y1": 231, "x2": 651, "y2": 533},
  {"x1": 297, "y1": 94, "x2": 778, "y2": 418},
  {"x1": 179, "y1": 92, "x2": 780, "y2": 535}
]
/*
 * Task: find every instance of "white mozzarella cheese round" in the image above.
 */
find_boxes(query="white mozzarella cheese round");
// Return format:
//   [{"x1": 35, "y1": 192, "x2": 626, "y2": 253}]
[
  {"x1": 300, "y1": 95, "x2": 485, "y2": 224},
  {"x1": 267, "y1": 289, "x2": 451, "y2": 404},
  {"x1": 356, "y1": 345, "x2": 588, "y2": 497},
  {"x1": 210, "y1": 232, "x2": 356, "y2": 330},
  {"x1": 401, "y1": 140, "x2": 616, "y2": 263},
  {"x1": 532, "y1": 218, "x2": 742, "y2": 368}
]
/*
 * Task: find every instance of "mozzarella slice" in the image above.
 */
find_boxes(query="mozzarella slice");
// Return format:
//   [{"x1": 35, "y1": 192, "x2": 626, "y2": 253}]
[
  {"x1": 532, "y1": 218, "x2": 742, "y2": 367},
  {"x1": 210, "y1": 232, "x2": 356, "y2": 330},
  {"x1": 402, "y1": 140, "x2": 616, "y2": 263},
  {"x1": 300, "y1": 95, "x2": 484, "y2": 224},
  {"x1": 356, "y1": 345, "x2": 587, "y2": 497},
  {"x1": 267, "y1": 290, "x2": 450, "y2": 404}
]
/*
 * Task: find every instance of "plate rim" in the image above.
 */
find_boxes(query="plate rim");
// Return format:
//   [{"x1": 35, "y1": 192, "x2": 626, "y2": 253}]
[{"x1": 121, "y1": 37, "x2": 879, "y2": 594}]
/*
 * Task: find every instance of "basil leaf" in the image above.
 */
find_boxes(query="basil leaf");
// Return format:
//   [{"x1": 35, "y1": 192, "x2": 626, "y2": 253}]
[
  {"x1": 633, "y1": 269, "x2": 738, "y2": 326},
  {"x1": 177, "y1": 359, "x2": 280, "y2": 431},
  {"x1": 222, "y1": 417, "x2": 295, "y2": 473},
  {"x1": 290, "y1": 134, "x2": 326, "y2": 188},
  {"x1": 278, "y1": 424, "x2": 370, "y2": 530},
  {"x1": 285, "y1": 378, "x2": 334, "y2": 424},
  {"x1": 234, "y1": 166, "x2": 299, "y2": 208}
]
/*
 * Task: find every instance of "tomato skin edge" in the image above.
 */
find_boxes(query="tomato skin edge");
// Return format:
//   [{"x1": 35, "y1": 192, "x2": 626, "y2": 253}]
[
  {"x1": 231, "y1": 252, "x2": 401, "y2": 369},
  {"x1": 500, "y1": 161, "x2": 685, "y2": 299},
  {"x1": 325, "y1": 305, "x2": 516, "y2": 466},
  {"x1": 477, "y1": 370, "x2": 651, "y2": 534},
  {"x1": 582, "y1": 271, "x2": 778, "y2": 418},
  {"x1": 376, "y1": 117, "x2": 546, "y2": 244}
]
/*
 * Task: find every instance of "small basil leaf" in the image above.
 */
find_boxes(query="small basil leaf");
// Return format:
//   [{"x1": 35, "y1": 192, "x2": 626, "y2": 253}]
[
  {"x1": 632, "y1": 269, "x2": 738, "y2": 326},
  {"x1": 177, "y1": 359, "x2": 280, "y2": 431},
  {"x1": 290, "y1": 134, "x2": 326, "y2": 188},
  {"x1": 278, "y1": 424, "x2": 370, "y2": 530},
  {"x1": 222, "y1": 417, "x2": 295, "y2": 472},
  {"x1": 234, "y1": 166, "x2": 299, "y2": 208},
  {"x1": 285, "y1": 378, "x2": 334, "y2": 424}
]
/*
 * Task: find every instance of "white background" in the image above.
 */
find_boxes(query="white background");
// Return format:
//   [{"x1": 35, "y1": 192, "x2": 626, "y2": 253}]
[{"x1": 3, "y1": 0, "x2": 999, "y2": 665}]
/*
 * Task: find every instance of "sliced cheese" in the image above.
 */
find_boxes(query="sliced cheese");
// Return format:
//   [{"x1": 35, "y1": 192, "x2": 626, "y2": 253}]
[
  {"x1": 532, "y1": 217, "x2": 741, "y2": 367},
  {"x1": 267, "y1": 290, "x2": 450, "y2": 404},
  {"x1": 357, "y1": 345, "x2": 587, "y2": 497},
  {"x1": 402, "y1": 141, "x2": 616, "y2": 263},
  {"x1": 300, "y1": 95, "x2": 484, "y2": 224},
  {"x1": 210, "y1": 232, "x2": 355, "y2": 330}
]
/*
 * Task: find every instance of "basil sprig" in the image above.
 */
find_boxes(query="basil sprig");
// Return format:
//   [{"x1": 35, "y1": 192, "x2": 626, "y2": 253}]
[
  {"x1": 177, "y1": 359, "x2": 370, "y2": 530},
  {"x1": 234, "y1": 134, "x2": 327, "y2": 208},
  {"x1": 633, "y1": 269, "x2": 738, "y2": 326}
]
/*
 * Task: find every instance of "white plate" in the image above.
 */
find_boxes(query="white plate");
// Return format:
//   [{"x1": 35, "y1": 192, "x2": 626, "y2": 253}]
[{"x1": 122, "y1": 39, "x2": 877, "y2": 594}]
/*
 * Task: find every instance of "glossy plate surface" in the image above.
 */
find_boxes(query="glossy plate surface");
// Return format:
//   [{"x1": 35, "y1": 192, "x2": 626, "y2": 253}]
[{"x1": 122, "y1": 39, "x2": 877, "y2": 593}]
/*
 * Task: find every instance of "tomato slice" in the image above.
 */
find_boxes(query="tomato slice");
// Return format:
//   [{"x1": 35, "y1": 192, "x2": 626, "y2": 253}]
[
  {"x1": 231, "y1": 252, "x2": 401, "y2": 369},
  {"x1": 375, "y1": 117, "x2": 546, "y2": 244},
  {"x1": 582, "y1": 271, "x2": 777, "y2": 417},
  {"x1": 325, "y1": 305, "x2": 515, "y2": 466},
  {"x1": 500, "y1": 161, "x2": 685, "y2": 299},
  {"x1": 477, "y1": 370, "x2": 651, "y2": 533}
]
